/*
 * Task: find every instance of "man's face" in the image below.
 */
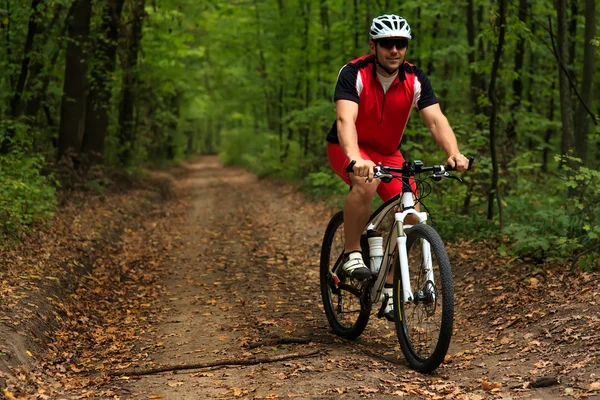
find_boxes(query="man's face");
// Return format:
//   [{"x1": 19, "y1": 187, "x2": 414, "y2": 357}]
[{"x1": 370, "y1": 37, "x2": 408, "y2": 74}]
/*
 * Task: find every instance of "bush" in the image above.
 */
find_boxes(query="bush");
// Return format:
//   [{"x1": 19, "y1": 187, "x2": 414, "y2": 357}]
[
  {"x1": 0, "y1": 151, "x2": 57, "y2": 241},
  {"x1": 499, "y1": 156, "x2": 599, "y2": 269}
]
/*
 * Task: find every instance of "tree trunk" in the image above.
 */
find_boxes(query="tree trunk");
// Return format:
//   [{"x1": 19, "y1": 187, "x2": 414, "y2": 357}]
[
  {"x1": 276, "y1": 0, "x2": 285, "y2": 146},
  {"x1": 555, "y1": 0, "x2": 575, "y2": 161},
  {"x1": 0, "y1": 0, "x2": 14, "y2": 152},
  {"x1": 165, "y1": 94, "x2": 180, "y2": 160},
  {"x1": 10, "y1": 0, "x2": 42, "y2": 118},
  {"x1": 353, "y1": 0, "x2": 359, "y2": 50},
  {"x1": 82, "y1": 0, "x2": 125, "y2": 164},
  {"x1": 542, "y1": 85, "x2": 555, "y2": 171},
  {"x1": 466, "y1": 0, "x2": 487, "y2": 117},
  {"x1": 25, "y1": 15, "x2": 67, "y2": 125},
  {"x1": 302, "y1": 1, "x2": 311, "y2": 155},
  {"x1": 487, "y1": 0, "x2": 507, "y2": 231},
  {"x1": 252, "y1": 0, "x2": 274, "y2": 133},
  {"x1": 426, "y1": 15, "x2": 439, "y2": 76},
  {"x1": 319, "y1": 0, "x2": 331, "y2": 98},
  {"x1": 118, "y1": 0, "x2": 145, "y2": 165},
  {"x1": 466, "y1": 0, "x2": 477, "y2": 109},
  {"x1": 57, "y1": 0, "x2": 92, "y2": 161},
  {"x1": 504, "y1": 0, "x2": 528, "y2": 164},
  {"x1": 5, "y1": 0, "x2": 14, "y2": 89},
  {"x1": 412, "y1": 7, "x2": 421, "y2": 67},
  {"x1": 574, "y1": 0, "x2": 595, "y2": 165},
  {"x1": 22, "y1": 3, "x2": 65, "y2": 122},
  {"x1": 569, "y1": 0, "x2": 578, "y2": 69}
]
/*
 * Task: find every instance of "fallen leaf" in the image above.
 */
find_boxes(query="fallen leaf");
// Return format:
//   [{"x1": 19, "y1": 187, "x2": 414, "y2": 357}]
[
  {"x1": 149, "y1": 395, "x2": 164, "y2": 399},
  {"x1": 529, "y1": 277, "x2": 539, "y2": 287},
  {"x1": 2, "y1": 388, "x2": 18, "y2": 400}
]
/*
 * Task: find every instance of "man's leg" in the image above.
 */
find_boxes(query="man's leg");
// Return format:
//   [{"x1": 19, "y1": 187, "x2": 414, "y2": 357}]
[{"x1": 343, "y1": 174, "x2": 379, "y2": 253}]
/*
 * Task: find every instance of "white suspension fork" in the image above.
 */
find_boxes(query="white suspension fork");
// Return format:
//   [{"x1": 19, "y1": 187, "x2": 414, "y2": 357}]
[
  {"x1": 395, "y1": 207, "x2": 430, "y2": 303},
  {"x1": 397, "y1": 235, "x2": 412, "y2": 303},
  {"x1": 423, "y1": 240, "x2": 434, "y2": 282}
]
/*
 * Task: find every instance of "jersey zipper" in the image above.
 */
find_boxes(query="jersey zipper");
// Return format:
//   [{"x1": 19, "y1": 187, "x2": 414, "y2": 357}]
[{"x1": 380, "y1": 93, "x2": 386, "y2": 123}]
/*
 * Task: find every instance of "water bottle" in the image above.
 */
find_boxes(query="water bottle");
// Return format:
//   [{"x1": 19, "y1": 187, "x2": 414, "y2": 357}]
[{"x1": 367, "y1": 230, "x2": 383, "y2": 274}]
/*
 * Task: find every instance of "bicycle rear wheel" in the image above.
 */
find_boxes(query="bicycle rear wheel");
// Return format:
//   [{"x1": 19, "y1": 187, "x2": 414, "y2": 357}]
[
  {"x1": 320, "y1": 211, "x2": 371, "y2": 339},
  {"x1": 393, "y1": 224, "x2": 454, "y2": 373}
]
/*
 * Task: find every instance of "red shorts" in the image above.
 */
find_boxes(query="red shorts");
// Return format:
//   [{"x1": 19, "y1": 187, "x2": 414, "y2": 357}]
[{"x1": 327, "y1": 143, "x2": 416, "y2": 202}]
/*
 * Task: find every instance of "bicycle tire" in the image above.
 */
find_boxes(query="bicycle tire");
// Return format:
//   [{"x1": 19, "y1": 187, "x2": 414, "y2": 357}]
[
  {"x1": 319, "y1": 211, "x2": 371, "y2": 339},
  {"x1": 392, "y1": 224, "x2": 454, "y2": 373}
]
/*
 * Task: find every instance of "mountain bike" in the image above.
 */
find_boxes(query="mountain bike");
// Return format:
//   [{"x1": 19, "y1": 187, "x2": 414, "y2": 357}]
[{"x1": 319, "y1": 158, "x2": 473, "y2": 373}]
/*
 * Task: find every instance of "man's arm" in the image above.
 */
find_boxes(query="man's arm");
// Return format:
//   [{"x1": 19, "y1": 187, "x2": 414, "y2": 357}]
[
  {"x1": 336, "y1": 100, "x2": 375, "y2": 179},
  {"x1": 420, "y1": 104, "x2": 469, "y2": 171}
]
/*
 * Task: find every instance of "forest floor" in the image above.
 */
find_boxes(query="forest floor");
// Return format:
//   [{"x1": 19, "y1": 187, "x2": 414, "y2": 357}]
[{"x1": 0, "y1": 156, "x2": 599, "y2": 400}]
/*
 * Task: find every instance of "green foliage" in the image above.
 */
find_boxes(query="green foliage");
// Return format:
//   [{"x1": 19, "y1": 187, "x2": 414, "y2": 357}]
[
  {"x1": 0, "y1": 150, "x2": 57, "y2": 241},
  {"x1": 302, "y1": 170, "x2": 349, "y2": 206},
  {"x1": 219, "y1": 129, "x2": 269, "y2": 171},
  {"x1": 220, "y1": 129, "x2": 318, "y2": 181},
  {"x1": 495, "y1": 156, "x2": 599, "y2": 269}
]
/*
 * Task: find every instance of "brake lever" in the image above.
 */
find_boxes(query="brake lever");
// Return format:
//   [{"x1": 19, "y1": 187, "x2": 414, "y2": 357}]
[
  {"x1": 370, "y1": 165, "x2": 393, "y2": 183},
  {"x1": 428, "y1": 172, "x2": 464, "y2": 183},
  {"x1": 448, "y1": 175, "x2": 464, "y2": 183}
]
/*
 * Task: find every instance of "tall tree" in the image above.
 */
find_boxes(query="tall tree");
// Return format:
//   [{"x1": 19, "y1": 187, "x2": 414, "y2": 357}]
[
  {"x1": 57, "y1": 0, "x2": 92, "y2": 161},
  {"x1": 574, "y1": 0, "x2": 595, "y2": 165},
  {"x1": 118, "y1": 0, "x2": 145, "y2": 164},
  {"x1": 555, "y1": 0, "x2": 575, "y2": 160},
  {"x1": 504, "y1": 0, "x2": 528, "y2": 163},
  {"x1": 23, "y1": 4, "x2": 65, "y2": 123},
  {"x1": 319, "y1": 0, "x2": 331, "y2": 98},
  {"x1": 82, "y1": 0, "x2": 126, "y2": 163},
  {"x1": 487, "y1": 0, "x2": 507, "y2": 230},
  {"x1": 10, "y1": 0, "x2": 42, "y2": 118}
]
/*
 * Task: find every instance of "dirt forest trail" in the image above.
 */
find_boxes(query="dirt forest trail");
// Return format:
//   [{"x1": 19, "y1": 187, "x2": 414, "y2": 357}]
[{"x1": 108, "y1": 156, "x2": 599, "y2": 399}]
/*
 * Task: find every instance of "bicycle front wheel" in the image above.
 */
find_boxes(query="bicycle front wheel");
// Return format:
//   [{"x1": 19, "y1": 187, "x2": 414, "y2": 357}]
[
  {"x1": 319, "y1": 211, "x2": 371, "y2": 339},
  {"x1": 393, "y1": 224, "x2": 454, "y2": 373}
]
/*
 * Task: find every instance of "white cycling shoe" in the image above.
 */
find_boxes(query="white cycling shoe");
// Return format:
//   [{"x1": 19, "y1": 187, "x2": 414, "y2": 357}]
[{"x1": 341, "y1": 251, "x2": 371, "y2": 280}]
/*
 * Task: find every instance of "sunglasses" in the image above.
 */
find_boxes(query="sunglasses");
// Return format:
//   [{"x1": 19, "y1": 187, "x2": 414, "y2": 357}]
[{"x1": 377, "y1": 38, "x2": 408, "y2": 50}]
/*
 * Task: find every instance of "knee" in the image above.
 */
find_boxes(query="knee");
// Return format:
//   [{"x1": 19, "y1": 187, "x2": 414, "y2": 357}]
[{"x1": 349, "y1": 178, "x2": 378, "y2": 199}]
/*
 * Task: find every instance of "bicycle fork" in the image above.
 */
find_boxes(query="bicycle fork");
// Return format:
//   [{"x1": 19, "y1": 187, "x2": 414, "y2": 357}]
[{"x1": 395, "y1": 210, "x2": 433, "y2": 303}]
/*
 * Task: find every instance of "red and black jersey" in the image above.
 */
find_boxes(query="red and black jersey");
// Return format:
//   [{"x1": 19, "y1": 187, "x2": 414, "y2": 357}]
[{"x1": 326, "y1": 54, "x2": 439, "y2": 155}]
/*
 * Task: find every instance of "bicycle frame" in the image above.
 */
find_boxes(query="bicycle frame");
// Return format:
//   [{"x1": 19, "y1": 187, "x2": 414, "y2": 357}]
[{"x1": 365, "y1": 183, "x2": 433, "y2": 305}]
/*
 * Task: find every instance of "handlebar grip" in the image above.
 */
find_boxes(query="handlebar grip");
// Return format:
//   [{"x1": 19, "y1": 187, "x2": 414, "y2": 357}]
[
  {"x1": 467, "y1": 156, "x2": 475, "y2": 170},
  {"x1": 446, "y1": 156, "x2": 475, "y2": 172},
  {"x1": 345, "y1": 160, "x2": 356, "y2": 173}
]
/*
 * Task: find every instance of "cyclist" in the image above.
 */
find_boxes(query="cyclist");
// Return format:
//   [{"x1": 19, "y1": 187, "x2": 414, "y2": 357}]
[{"x1": 326, "y1": 14, "x2": 469, "y2": 318}]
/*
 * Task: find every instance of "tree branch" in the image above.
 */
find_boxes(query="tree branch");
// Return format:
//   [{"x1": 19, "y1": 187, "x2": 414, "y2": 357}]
[
  {"x1": 246, "y1": 337, "x2": 312, "y2": 349},
  {"x1": 109, "y1": 349, "x2": 320, "y2": 377}
]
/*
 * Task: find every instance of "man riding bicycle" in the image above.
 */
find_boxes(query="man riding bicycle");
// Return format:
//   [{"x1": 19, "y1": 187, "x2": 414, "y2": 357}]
[{"x1": 326, "y1": 14, "x2": 469, "y2": 318}]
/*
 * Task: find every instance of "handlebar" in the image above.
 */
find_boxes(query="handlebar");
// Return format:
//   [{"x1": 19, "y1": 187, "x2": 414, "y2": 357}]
[{"x1": 346, "y1": 157, "x2": 475, "y2": 178}]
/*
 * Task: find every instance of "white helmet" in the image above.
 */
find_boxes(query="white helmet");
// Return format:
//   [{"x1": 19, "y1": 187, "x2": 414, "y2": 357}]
[{"x1": 370, "y1": 15, "x2": 412, "y2": 40}]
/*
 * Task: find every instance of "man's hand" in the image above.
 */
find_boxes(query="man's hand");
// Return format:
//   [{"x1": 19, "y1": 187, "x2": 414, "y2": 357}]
[
  {"x1": 447, "y1": 154, "x2": 470, "y2": 172},
  {"x1": 348, "y1": 158, "x2": 377, "y2": 182}
]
